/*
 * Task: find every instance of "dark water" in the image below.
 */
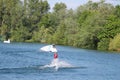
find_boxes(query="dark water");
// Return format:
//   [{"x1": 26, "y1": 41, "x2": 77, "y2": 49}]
[{"x1": 0, "y1": 42, "x2": 120, "y2": 80}]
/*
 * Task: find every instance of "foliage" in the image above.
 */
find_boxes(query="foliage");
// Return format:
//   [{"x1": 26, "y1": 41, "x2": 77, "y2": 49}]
[
  {"x1": 98, "y1": 38, "x2": 110, "y2": 51},
  {"x1": 53, "y1": 2, "x2": 67, "y2": 12},
  {"x1": 109, "y1": 34, "x2": 120, "y2": 51},
  {"x1": 0, "y1": 0, "x2": 120, "y2": 52}
]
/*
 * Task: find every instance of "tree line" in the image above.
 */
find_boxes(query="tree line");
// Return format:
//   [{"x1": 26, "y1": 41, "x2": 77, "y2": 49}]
[{"x1": 0, "y1": 0, "x2": 120, "y2": 52}]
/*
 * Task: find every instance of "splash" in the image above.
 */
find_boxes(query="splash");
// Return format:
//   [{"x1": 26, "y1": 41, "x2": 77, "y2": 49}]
[{"x1": 42, "y1": 59, "x2": 73, "y2": 71}]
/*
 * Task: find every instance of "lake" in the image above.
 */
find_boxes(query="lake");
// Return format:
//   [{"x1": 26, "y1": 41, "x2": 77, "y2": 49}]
[{"x1": 0, "y1": 42, "x2": 120, "y2": 80}]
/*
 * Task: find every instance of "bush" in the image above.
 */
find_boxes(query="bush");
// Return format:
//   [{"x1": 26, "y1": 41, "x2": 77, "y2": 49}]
[
  {"x1": 98, "y1": 38, "x2": 110, "y2": 51},
  {"x1": 109, "y1": 33, "x2": 120, "y2": 51}
]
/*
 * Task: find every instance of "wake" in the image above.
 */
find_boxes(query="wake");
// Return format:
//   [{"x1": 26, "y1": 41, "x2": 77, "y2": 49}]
[{"x1": 41, "y1": 59, "x2": 74, "y2": 71}]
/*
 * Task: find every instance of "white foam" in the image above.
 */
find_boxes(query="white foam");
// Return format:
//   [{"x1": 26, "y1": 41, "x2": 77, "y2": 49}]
[{"x1": 42, "y1": 59, "x2": 73, "y2": 71}]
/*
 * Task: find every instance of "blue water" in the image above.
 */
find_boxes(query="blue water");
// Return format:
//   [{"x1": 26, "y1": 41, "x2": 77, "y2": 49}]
[{"x1": 0, "y1": 42, "x2": 120, "y2": 80}]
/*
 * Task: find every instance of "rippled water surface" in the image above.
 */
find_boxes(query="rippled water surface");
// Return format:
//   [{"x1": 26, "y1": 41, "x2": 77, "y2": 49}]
[{"x1": 0, "y1": 42, "x2": 120, "y2": 80}]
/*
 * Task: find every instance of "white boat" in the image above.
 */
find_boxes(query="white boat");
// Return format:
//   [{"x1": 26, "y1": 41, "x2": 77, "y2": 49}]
[
  {"x1": 3, "y1": 39, "x2": 10, "y2": 43},
  {"x1": 40, "y1": 45, "x2": 57, "y2": 52}
]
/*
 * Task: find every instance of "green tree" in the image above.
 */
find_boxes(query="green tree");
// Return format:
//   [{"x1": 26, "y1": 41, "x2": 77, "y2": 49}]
[
  {"x1": 0, "y1": 0, "x2": 23, "y2": 40},
  {"x1": 98, "y1": 15, "x2": 120, "y2": 50},
  {"x1": 0, "y1": 0, "x2": 3, "y2": 27},
  {"x1": 53, "y1": 2, "x2": 67, "y2": 12},
  {"x1": 114, "y1": 5, "x2": 120, "y2": 18},
  {"x1": 109, "y1": 33, "x2": 120, "y2": 51},
  {"x1": 11, "y1": 26, "x2": 29, "y2": 42},
  {"x1": 26, "y1": 0, "x2": 50, "y2": 40},
  {"x1": 52, "y1": 22, "x2": 66, "y2": 45}
]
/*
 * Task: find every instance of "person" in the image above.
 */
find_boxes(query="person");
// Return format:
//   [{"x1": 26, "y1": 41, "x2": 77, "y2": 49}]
[
  {"x1": 50, "y1": 44, "x2": 59, "y2": 70},
  {"x1": 54, "y1": 52, "x2": 58, "y2": 59},
  {"x1": 52, "y1": 44, "x2": 58, "y2": 59}
]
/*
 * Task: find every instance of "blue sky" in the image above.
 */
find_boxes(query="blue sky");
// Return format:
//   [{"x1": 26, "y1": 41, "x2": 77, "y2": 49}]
[
  {"x1": 21, "y1": 0, "x2": 120, "y2": 10},
  {"x1": 47, "y1": 0, "x2": 120, "y2": 10},
  {"x1": 47, "y1": 0, "x2": 87, "y2": 10}
]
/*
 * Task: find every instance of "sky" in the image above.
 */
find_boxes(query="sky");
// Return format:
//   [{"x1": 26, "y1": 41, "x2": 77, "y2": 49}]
[
  {"x1": 47, "y1": 0, "x2": 88, "y2": 10},
  {"x1": 21, "y1": 0, "x2": 120, "y2": 11},
  {"x1": 47, "y1": 0, "x2": 120, "y2": 11}
]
